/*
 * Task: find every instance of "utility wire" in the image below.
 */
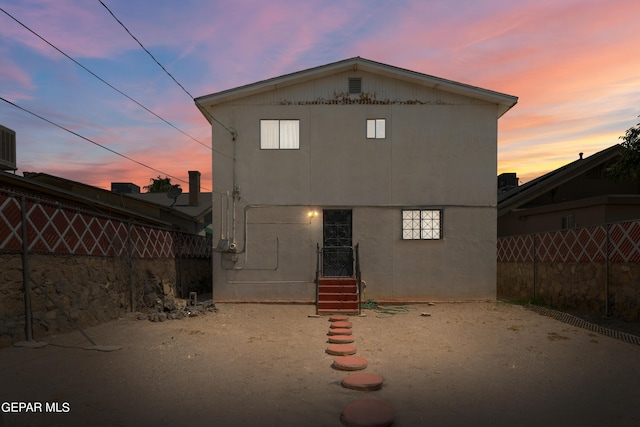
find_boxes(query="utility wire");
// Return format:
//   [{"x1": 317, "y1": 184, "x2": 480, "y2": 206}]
[
  {"x1": 97, "y1": 0, "x2": 236, "y2": 137},
  {"x1": 0, "y1": 5, "x2": 211, "y2": 151},
  {"x1": 0, "y1": 96, "x2": 212, "y2": 190}
]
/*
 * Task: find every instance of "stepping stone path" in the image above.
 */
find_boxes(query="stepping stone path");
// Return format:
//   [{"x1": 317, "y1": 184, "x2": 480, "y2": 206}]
[
  {"x1": 333, "y1": 355, "x2": 368, "y2": 371},
  {"x1": 328, "y1": 335, "x2": 354, "y2": 344},
  {"x1": 323, "y1": 313, "x2": 396, "y2": 426},
  {"x1": 340, "y1": 397, "x2": 395, "y2": 427},
  {"x1": 330, "y1": 321, "x2": 352, "y2": 329},
  {"x1": 328, "y1": 328, "x2": 353, "y2": 335},
  {"x1": 326, "y1": 344, "x2": 357, "y2": 356},
  {"x1": 341, "y1": 373, "x2": 384, "y2": 391}
]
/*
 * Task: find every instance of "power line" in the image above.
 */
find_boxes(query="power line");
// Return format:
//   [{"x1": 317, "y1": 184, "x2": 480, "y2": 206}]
[
  {"x1": 0, "y1": 5, "x2": 211, "y2": 151},
  {"x1": 97, "y1": 0, "x2": 236, "y2": 137},
  {"x1": 0, "y1": 96, "x2": 212, "y2": 191}
]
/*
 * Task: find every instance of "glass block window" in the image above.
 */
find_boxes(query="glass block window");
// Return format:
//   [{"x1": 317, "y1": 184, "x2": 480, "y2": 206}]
[
  {"x1": 260, "y1": 120, "x2": 299, "y2": 149},
  {"x1": 402, "y1": 209, "x2": 442, "y2": 240},
  {"x1": 366, "y1": 119, "x2": 386, "y2": 139}
]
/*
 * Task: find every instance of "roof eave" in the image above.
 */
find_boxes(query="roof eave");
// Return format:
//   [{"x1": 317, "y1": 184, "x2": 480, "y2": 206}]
[
  {"x1": 498, "y1": 145, "x2": 624, "y2": 217},
  {"x1": 195, "y1": 57, "x2": 518, "y2": 117}
]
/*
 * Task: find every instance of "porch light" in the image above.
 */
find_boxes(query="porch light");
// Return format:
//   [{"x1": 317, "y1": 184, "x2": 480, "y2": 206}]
[{"x1": 308, "y1": 210, "x2": 318, "y2": 218}]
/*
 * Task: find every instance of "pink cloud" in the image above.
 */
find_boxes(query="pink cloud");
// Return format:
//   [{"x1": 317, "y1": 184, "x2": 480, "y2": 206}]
[
  {"x1": 6, "y1": 0, "x2": 640, "y2": 193},
  {"x1": 23, "y1": 151, "x2": 212, "y2": 192},
  {"x1": 0, "y1": 54, "x2": 36, "y2": 95}
]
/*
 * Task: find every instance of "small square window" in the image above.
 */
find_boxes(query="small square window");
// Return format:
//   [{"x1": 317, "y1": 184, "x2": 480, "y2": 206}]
[
  {"x1": 402, "y1": 209, "x2": 442, "y2": 240},
  {"x1": 366, "y1": 119, "x2": 386, "y2": 139},
  {"x1": 260, "y1": 120, "x2": 299, "y2": 149}
]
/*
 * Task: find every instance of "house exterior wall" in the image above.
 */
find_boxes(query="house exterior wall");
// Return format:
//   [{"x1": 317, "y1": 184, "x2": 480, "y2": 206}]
[
  {"x1": 525, "y1": 169, "x2": 637, "y2": 207},
  {"x1": 498, "y1": 197, "x2": 640, "y2": 236},
  {"x1": 209, "y1": 70, "x2": 500, "y2": 302},
  {"x1": 498, "y1": 163, "x2": 640, "y2": 237},
  {"x1": 499, "y1": 204, "x2": 607, "y2": 236}
]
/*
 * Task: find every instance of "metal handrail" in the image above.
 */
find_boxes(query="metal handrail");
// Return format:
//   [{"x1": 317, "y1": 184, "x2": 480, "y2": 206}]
[
  {"x1": 315, "y1": 243, "x2": 362, "y2": 314},
  {"x1": 354, "y1": 243, "x2": 362, "y2": 315},
  {"x1": 315, "y1": 243, "x2": 321, "y2": 315}
]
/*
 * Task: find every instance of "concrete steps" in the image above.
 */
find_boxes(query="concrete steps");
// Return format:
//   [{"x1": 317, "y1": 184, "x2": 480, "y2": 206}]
[{"x1": 317, "y1": 277, "x2": 359, "y2": 314}]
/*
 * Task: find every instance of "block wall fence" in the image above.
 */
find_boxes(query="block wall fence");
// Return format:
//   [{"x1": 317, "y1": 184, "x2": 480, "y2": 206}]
[
  {"x1": 497, "y1": 220, "x2": 640, "y2": 320},
  {"x1": 0, "y1": 188, "x2": 212, "y2": 347}
]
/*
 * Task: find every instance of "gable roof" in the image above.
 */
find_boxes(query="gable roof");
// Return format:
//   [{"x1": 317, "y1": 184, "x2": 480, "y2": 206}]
[
  {"x1": 126, "y1": 191, "x2": 212, "y2": 221},
  {"x1": 497, "y1": 144, "x2": 624, "y2": 217},
  {"x1": 195, "y1": 56, "x2": 518, "y2": 118}
]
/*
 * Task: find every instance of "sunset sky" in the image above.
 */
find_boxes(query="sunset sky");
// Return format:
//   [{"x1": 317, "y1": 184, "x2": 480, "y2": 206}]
[{"x1": 1, "y1": 0, "x2": 639, "y2": 191}]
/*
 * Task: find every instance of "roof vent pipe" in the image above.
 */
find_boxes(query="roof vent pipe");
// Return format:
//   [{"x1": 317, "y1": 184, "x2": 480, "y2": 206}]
[{"x1": 579, "y1": 152, "x2": 583, "y2": 160}]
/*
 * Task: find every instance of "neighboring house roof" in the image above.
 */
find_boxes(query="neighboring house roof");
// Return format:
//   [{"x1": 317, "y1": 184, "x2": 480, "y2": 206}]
[
  {"x1": 126, "y1": 191, "x2": 212, "y2": 222},
  {"x1": 0, "y1": 172, "x2": 207, "y2": 232},
  {"x1": 195, "y1": 56, "x2": 518, "y2": 118},
  {"x1": 498, "y1": 145, "x2": 624, "y2": 217}
]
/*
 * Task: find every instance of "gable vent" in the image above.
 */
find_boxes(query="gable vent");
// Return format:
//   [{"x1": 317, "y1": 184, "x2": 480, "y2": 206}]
[
  {"x1": 348, "y1": 77, "x2": 362, "y2": 95},
  {"x1": 0, "y1": 125, "x2": 16, "y2": 171}
]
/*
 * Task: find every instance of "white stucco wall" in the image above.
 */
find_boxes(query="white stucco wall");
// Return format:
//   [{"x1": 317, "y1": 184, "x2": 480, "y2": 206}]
[{"x1": 206, "y1": 70, "x2": 500, "y2": 302}]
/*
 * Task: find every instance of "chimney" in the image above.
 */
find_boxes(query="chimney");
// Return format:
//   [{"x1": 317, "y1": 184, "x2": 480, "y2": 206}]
[
  {"x1": 188, "y1": 171, "x2": 201, "y2": 206},
  {"x1": 111, "y1": 182, "x2": 140, "y2": 194}
]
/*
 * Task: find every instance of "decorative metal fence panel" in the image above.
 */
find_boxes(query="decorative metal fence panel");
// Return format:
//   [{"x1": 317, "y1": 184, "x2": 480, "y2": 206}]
[
  {"x1": 497, "y1": 220, "x2": 640, "y2": 263},
  {"x1": 0, "y1": 190, "x2": 22, "y2": 251},
  {"x1": 497, "y1": 234, "x2": 534, "y2": 263},
  {"x1": 536, "y1": 226, "x2": 607, "y2": 263},
  {"x1": 0, "y1": 188, "x2": 211, "y2": 258},
  {"x1": 609, "y1": 221, "x2": 640, "y2": 263}
]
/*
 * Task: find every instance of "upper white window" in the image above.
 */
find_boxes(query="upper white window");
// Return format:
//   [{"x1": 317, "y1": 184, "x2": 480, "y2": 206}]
[
  {"x1": 402, "y1": 209, "x2": 442, "y2": 240},
  {"x1": 260, "y1": 120, "x2": 299, "y2": 149},
  {"x1": 367, "y1": 119, "x2": 386, "y2": 139}
]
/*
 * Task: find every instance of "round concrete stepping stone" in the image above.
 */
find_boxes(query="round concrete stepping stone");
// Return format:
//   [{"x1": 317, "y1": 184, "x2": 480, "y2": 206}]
[
  {"x1": 326, "y1": 344, "x2": 357, "y2": 356},
  {"x1": 340, "y1": 398, "x2": 395, "y2": 427},
  {"x1": 333, "y1": 355, "x2": 368, "y2": 371},
  {"x1": 341, "y1": 373, "x2": 384, "y2": 391},
  {"x1": 330, "y1": 321, "x2": 352, "y2": 329},
  {"x1": 329, "y1": 315, "x2": 349, "y2": 322},
  {"x1": 328, "y1": 335, "x2": 354, "y2": 344},
  {"x1": 328, "y1": 328, "x2": 352, "y2": 336}
]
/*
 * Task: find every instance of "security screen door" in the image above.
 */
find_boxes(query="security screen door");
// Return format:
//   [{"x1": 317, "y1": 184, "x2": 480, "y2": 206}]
[{"x1": 322, "y1": 209, "x2": 353, "y2": 277}]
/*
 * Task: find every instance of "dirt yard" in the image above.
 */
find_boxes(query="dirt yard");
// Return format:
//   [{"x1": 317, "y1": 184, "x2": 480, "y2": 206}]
[{"x1": 1, "y1": 301, "x2": 640, "y2": 426}]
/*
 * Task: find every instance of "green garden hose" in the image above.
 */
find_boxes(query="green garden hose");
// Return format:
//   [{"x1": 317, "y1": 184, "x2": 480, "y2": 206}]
[{"x1": 361, "y1": 299, "x2": 414, "y2": 317}]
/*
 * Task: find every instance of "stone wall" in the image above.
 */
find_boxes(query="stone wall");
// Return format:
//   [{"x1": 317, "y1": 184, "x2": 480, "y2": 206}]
[
  {"x1": 498, "y1": 221, "x2": 640, "y2": 321},
  {"x1": 175, "y1": 257, "x2": 213, "y2": 298},
  {"x1": 496, "y1": 262, "x2": 534, "y2": 300},
  {"x1": 0, "y1": 253, "x2": 211, "y2": 347},
  {"x1": 608, "y1": 263, "x2": 640, "y2": 320},
  {"x1": 497, "y1": 261, "x2": 640, "y2": 321}
]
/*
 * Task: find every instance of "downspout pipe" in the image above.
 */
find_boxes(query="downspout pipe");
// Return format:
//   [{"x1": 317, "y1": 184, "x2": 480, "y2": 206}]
[{"x1": 231, "y1": 127, "x2": 238, "y2": 244}]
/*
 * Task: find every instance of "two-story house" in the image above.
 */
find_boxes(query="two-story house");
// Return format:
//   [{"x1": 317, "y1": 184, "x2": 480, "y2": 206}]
[{"x1": 196, "y1": 57, "x2": 517, "y2": 306}]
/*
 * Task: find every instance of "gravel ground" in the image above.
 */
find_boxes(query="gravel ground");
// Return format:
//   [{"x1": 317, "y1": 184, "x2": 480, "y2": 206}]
[{"x1": 1, "y1": 301, "x2": 640, "y2": 426}]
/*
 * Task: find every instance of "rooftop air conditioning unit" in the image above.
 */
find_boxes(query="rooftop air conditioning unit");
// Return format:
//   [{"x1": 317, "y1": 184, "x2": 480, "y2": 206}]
[{"x1": 0, "y1": 125, "x2": 17, "y2": 171}]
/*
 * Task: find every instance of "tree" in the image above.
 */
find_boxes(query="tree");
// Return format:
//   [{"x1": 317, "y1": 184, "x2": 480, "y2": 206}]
[
  {"x1": 143, "y1": 176, "x2": 179, "y2": 193},
  {"x1": 607, "y1": 119, "x2": 640, "y2": 182}
]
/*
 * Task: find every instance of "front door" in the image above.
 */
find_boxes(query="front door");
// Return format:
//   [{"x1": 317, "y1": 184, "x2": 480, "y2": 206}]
[{"x1": 322, "y1": 209, "x2": 353, "y2": 277}]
